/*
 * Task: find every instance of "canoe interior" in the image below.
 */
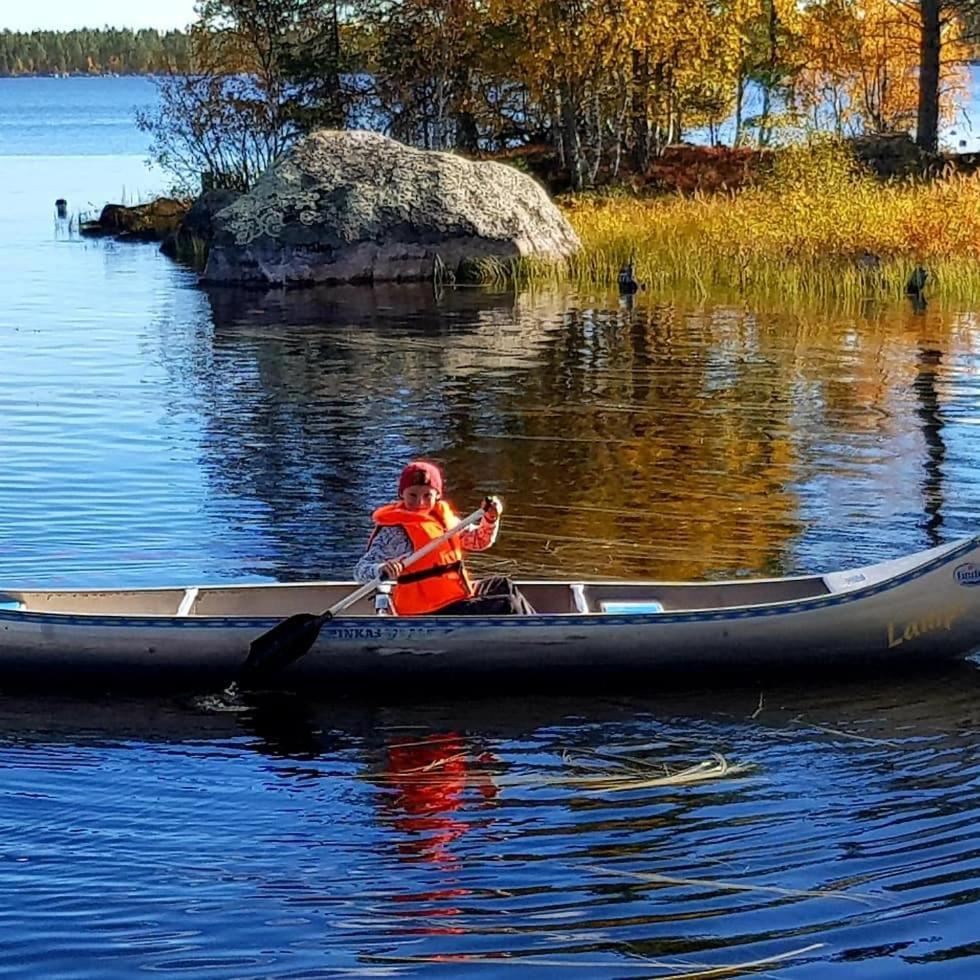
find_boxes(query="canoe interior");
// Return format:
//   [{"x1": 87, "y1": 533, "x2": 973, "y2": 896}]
[{"x1": 0, "y1": 575, "x2": 831, "y2": 618}]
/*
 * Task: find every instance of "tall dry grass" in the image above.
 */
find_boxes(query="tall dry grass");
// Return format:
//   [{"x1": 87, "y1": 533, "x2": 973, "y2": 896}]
[{"x1": 518, "y1": 142, "x2": 980, "y2": 301}]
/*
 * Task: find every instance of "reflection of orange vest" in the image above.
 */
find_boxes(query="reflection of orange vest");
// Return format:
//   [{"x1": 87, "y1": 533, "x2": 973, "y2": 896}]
[
  {"x1": 387, "y1": 735, "x2": 468, "y2": 815},
  {"x1": 371, "y1": 500, "x2": 473, "y2": 614}
]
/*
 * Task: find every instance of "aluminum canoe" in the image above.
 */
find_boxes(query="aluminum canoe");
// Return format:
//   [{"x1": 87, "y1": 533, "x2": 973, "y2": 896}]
[{"x1": 0, "y1": 534, "x2": 978, "y2": 687}]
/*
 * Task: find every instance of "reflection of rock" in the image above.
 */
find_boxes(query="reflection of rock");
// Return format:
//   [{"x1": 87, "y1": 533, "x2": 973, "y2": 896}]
[
  {"x1": 81, "y1": 198, "x2": 190, "y2": 241},
  {"x1": 202, "y1": 283, "x2": 571, "y2": 376},
  {"x1": 203, "y1": 282, "x2": 518, "y2": 330},
  {"x1": 203, "y1": 129, "x2": 580, "y2": 286}
]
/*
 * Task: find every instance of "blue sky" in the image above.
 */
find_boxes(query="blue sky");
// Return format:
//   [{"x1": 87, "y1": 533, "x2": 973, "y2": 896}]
[{"x1": 1, "y1": 1, "x2": 198, "y2": 31}]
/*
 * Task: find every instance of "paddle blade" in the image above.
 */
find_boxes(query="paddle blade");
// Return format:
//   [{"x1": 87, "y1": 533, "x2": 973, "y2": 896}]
[{"x1": 240, "y1": 612, "x2": 328, "y2": 683}]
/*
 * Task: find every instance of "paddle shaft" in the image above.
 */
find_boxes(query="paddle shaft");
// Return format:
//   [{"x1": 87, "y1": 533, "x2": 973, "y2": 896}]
[{"x1": 318, "y1": 506, "x2": 487, "y2": 621}]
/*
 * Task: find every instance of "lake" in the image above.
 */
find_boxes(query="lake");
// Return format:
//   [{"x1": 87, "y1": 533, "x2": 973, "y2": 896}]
[{"x1": 1, "y1": 75, "x2": 980, "y2": 978}]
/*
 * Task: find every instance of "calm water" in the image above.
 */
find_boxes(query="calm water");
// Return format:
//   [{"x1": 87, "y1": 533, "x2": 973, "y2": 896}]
[{"x1": 1, "y1": 76, "x2": 980, "y2": 977}]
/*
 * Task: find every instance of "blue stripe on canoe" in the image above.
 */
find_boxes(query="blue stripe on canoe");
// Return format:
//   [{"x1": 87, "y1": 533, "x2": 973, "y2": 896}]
[{"x1": 0, "y1": 536, "x2": 976, "y2": 631}]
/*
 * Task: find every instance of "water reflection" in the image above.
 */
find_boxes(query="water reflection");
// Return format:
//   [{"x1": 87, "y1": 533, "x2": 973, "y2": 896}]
[
  {"x1": 236, "y1": 690, "x2": 501, "y2": 865},
  {"x1": 203, "y1": 281, "x2": 521, "y2": 331},
  {"x1": 5, "y1": 672, "x2": 980, "y2": 974},
  {"x1": 164, "y1": 286, "x2": 980, "y2": 585},
  {"x1": 915, "y1": 346, "x2": 946, "y2": 546},
  {"x1": 377, "y1": 732, "x2": 499, "y2": 865}
]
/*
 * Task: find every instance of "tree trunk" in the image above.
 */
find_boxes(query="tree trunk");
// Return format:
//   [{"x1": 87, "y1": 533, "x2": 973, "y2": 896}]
[
  {"x1": 651, "y1": 61, "x2": 666, "y2": 155},
  {"x1": 734, "y1": 62, "x2": 745, "y2": 146},
  {"x1": 759, "y1": 84, "x2": 772, "y2": 147},
  {"x1": 630, "y1": 49, "x2": 650, "y2": 173},
  {"x1": 666, "y1": 60, "x2": 681, "y2": 145},
  {"x1": 560, "y1": 80, "x2": 584, "y2": 190},
  {"x1": 324, "y1": 0, "x2": 344, "y2": 127},
  {"x1": 453, "y1": 63, "x2": 480, "y2": 153},
  {"x1": 587, "y1": 86, "x2": 603, "y2": 184},
  {"x1": 611, "y1": 90, "x2": 629, "y2": 177},
  {"x1": 916, "y1": 0, "x2": 941, "y2": 152},
  {"x1": 759, "y1": 0, "x2": 779, "y2": 147},
  {"x1": 455, "y1": 109, "x2": 479, "y2": 152}
]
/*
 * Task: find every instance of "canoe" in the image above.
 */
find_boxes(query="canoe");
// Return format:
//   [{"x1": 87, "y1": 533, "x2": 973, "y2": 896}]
[{"x1": 1, "y1": 534, "x2": 979, "y2": 688}]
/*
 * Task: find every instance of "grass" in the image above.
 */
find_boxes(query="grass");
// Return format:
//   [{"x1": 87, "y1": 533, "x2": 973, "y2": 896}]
[
  {"x1": 508, "y1": 141, "x2": 980, "y2": 302},
  {"x1": 175, "y1": 233, "x2": 210, "y2": 269}
]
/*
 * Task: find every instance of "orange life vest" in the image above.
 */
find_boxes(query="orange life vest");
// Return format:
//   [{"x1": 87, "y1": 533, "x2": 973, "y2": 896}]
[{"x1": 371, "y1": 500, "x2": 474, "y2": 615}]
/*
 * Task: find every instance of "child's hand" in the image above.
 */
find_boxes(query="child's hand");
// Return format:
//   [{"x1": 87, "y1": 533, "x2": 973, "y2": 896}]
[
  {"x1": 482, "y1": 495, "x2": 504, "y2": 522},
  {"x1": 378, "y1": 559, "x2": 405, "y2": 580}
]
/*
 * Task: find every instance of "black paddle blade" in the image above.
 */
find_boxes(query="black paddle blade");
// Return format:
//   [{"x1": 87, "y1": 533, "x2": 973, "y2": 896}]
[{"x1": 240, "y1": 611, "x2": 330, "y2": 683}]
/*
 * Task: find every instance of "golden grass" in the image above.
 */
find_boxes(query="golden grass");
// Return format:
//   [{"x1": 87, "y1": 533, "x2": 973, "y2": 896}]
[
  {"x1": 515, "y1": 142, "x2": 980, "y2": 301},
  {"x1": 368, "y1": 744, "x2": 750, "y2": 793}
]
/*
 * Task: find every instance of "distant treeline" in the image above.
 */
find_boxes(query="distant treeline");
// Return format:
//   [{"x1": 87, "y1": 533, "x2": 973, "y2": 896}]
[{"x1": 0, "y1": 28, "x2": 191, "y2": 76}]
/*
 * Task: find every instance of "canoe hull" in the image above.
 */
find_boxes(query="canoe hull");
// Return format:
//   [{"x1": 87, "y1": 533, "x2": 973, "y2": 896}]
[{"x1": 0, "y1": 534, "x2": 978, "y2": 688}]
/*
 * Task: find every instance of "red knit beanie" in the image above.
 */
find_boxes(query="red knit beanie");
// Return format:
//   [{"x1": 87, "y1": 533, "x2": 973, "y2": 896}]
[{"x1": 398, "y1": 460, "x2": 444, "y2": 496}]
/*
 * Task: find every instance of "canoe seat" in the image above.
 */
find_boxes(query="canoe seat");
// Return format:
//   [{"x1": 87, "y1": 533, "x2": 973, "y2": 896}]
[
  {"x1": 568, "y1": 586, "x2": 666, "y2": 615},
  {"x1": 599, "y1": 600, "x2": 665, "y2": 615}
]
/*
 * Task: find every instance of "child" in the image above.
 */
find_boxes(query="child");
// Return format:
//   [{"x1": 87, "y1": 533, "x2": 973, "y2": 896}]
[{"x1": 354, "y1": 460, "x2": 534, "y2": 616}]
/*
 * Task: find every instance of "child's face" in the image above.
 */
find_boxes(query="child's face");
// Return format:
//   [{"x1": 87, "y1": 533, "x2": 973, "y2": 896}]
[{"x1": 401, "y1": 484, "x2": 440, "y2": 511}]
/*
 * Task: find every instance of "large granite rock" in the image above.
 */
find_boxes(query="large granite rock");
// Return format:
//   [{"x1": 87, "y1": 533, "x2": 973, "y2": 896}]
[{"x1": 202, "y1": 130, "x2": 580, "y2": 285}]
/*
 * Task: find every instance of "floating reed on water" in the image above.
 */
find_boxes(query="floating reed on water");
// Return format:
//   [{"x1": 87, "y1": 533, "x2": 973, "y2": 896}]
[
  {"x1": 369, "y1": 742, "x2": 749, "y2": 793},
  {"x1": 552, "y1": 748, "x2": 750, "y2": 792},
  {"x1": 367, "y1": 942, "x2": 826, "y2": 976},
  {"x1": 585, "y1": 865, "x2": 877, "y2": 906}
]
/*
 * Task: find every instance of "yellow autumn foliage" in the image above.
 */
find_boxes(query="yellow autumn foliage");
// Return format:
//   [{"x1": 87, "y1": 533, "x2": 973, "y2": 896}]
[
  {"x1": 796, "y1": 0, "x2": 970, "y2": 134},
  {"x1": 517, "y1": 142, "x2": 980, "y2": 300}
]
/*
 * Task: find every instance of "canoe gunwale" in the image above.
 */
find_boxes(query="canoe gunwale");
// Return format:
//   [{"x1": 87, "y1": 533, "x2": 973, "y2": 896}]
[{"x1": 0, "y1": 534, "x2": 976, "y2": 631}]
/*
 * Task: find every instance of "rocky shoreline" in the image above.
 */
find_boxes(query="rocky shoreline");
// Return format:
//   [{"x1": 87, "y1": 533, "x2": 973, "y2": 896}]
[
  {"x1": 82, "y1": 130, "x2": 580, "y2": 286},
  {"x1": 79, "y1": 131, "x2": 980, "y2": 286}
]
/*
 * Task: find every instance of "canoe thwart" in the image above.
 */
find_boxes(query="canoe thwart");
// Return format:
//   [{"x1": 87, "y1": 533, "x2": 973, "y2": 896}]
[{"x1": 176, "y1": 588, "x2": 199, "y2": 617}]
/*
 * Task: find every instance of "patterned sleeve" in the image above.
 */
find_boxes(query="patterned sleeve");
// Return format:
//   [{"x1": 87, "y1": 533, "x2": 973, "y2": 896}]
[
  {"x1": 459, "y1": 514, "x2": 499, "y2": 552},
  {"x1": 353, "y1": 526, "x2": 414, "y2": 583}
]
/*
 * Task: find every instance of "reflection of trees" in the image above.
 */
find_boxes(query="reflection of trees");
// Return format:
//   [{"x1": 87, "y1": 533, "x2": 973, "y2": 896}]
[
  {"x1": 458, "y1": 299, "x2": 804, "y2": 580},
  {"x1": 158, "y1": 284, "x2": 969, "y2": 584},
  {"x1": 914, "y1": 346, "x2": 946, "y2": 547},
  {"x1": 783, "y1": 306, "x2": 955, "y2": 559},
  {"x1": 190, "y1": 283, "x2": 535, "y2": 579}
]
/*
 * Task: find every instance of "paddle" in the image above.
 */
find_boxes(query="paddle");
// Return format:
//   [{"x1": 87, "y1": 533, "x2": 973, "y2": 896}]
[{"x1": 239, "y1": 505, "x2": 488, "y2": 683}]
